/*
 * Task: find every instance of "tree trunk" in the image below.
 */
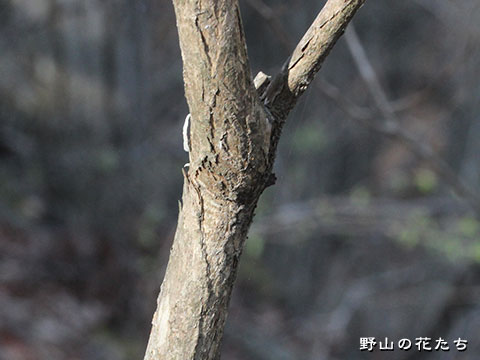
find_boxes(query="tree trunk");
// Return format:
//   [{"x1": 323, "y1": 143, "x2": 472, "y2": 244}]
[{"x1": 144, "y1": 1, "x2": 365, "y2": 359}]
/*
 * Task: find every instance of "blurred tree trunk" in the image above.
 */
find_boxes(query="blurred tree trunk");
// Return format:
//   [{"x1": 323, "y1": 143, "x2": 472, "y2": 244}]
[{"x1": 144, "y1": 1, "x2": 365, "y2": 359}]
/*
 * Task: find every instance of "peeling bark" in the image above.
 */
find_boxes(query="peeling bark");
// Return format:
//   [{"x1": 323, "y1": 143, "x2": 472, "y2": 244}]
[{"x1": 144, "y1": 1, "x2": 365, "y2": 359}]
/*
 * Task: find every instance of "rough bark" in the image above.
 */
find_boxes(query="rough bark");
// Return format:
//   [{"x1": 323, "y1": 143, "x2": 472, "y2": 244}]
[{"x1": 144, "y1": 1, "x2": 365, "y2": 359}]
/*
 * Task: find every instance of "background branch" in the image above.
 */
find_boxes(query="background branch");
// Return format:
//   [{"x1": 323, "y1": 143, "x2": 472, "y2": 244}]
[{"x1": 344, "y1": 25, "x2": 480, "y2": 216}]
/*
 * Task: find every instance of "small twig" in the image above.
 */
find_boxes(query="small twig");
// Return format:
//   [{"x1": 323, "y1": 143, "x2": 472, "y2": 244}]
[
  {"x1": 317, "y1": 78, "x2": 373, "y2": 120},
  {"x1": 388, "y1": 90, "x2": 426, "y2": 112}
]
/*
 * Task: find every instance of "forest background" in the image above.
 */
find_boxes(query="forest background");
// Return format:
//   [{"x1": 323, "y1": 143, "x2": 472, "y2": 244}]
[{"x1": 1, "y1": 0, "x2": 480, "y2": 359}]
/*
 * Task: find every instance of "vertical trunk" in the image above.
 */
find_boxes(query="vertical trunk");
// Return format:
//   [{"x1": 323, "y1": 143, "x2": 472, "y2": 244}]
[
  {"x1": 144, "y1": 173, "x2": 262, "y2": 359},
  {"x1": 145, "y1": 0, "x2": 272, "y2": 358}
]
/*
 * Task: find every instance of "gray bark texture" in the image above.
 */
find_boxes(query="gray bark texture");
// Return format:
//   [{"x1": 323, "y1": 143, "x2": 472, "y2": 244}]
[{"x1": 144, "y1": 1, "x2": 366, "y2": 359}]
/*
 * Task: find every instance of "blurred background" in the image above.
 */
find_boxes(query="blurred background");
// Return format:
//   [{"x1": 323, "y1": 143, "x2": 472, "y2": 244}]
[{"x1": 1, "y1": 0, "x2": 480, "y2": 359}]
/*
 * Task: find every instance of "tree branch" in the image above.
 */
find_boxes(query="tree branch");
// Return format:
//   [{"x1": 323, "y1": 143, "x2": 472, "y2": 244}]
[
  {"x1": 248, "y1": 0, "x2": 480, "y2": 217},
  {"x1": 262, "y1": 0, "x2": 366, "y2": 123}
]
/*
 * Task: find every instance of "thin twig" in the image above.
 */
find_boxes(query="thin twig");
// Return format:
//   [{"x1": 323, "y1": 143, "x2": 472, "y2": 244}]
[{"x1": 317, "y1": 78, "x2": 373, "y2": 120}]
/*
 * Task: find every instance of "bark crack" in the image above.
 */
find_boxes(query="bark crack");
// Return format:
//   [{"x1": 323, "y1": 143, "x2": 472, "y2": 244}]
[
  {"x1": 195, "y1": 16, "x2": 212, "y2": 68},
  {"x1": 191, "y1": 178, "x2": 215, "y2": 356}
]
